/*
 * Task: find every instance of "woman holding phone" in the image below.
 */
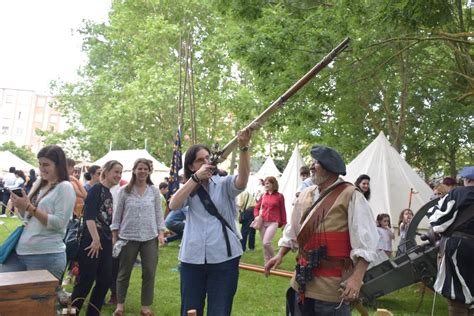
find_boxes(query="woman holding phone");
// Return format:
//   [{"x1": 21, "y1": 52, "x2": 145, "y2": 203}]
[{"x1": 0, "y1": 145, "x2": 76, "y2": 281}]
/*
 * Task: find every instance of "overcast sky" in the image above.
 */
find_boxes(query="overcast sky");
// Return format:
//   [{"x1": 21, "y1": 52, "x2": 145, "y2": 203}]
[{"x1": 0, "y1": 0, "x2": 111, "y2": 94}]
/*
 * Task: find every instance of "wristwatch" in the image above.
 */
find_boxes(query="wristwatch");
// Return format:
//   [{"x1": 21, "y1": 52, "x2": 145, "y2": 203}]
[{"x1": 239, "y1": 146, "x2": 249, "y2": 152}]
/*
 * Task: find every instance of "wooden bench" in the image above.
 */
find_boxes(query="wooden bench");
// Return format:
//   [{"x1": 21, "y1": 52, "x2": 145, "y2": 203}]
[{"x1": 0, "y1": 270, "x2": 58, "y2": 316}]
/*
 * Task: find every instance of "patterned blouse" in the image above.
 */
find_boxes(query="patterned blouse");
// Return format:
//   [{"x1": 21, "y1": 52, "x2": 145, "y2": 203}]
[{"x1": 111, "y1": 185, "x2": 165, "y2": 242}]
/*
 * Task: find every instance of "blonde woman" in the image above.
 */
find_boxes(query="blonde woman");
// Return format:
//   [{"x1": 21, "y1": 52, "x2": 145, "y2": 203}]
[
  {"x1": 111, "y1": 158, "x2": 165, "y2": 316},
  {"x1": 71, "y1": 160, "x2": 123, "y2": 316}
]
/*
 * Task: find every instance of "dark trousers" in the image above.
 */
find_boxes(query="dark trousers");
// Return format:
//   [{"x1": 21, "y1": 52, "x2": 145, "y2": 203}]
[
  {"x1": 72, "y1": 235, "x2": 113, "y2": 316},
  {"x1": 110, "y1": 257, "x2": 119, "y2": 296},
  {"x1": 1, "y1": 191, "x2": 10, "y2": 215},
  {"x1": 180, "y1": 257, "x2": 240, "y2": 316},
  {"x1": 117, "y1": 239, "x2": 158, "y2": 305},
  {"x1": 240, "y1": 207, "x2": 256, "y2": 251},
  {"x1": 286, "y1": 287, "x2": 350, "y2": 316}
]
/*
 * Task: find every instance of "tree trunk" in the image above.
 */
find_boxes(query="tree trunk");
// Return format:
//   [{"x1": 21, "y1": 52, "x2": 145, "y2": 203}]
[{"x1": 449, "y1": 145, "x2": 457, "y2": 178}]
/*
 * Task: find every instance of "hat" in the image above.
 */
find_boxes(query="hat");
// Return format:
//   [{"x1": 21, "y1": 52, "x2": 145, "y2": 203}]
[
  {"x1": 460, "y1": 166, "x2": 474, "y2": 180},
  {"x1": 310, "y1": 145, "x2": 346, "y2": 176}
]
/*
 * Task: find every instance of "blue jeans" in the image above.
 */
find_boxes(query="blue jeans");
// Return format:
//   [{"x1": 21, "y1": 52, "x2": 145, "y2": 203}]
[
  {"x1": 180, "y1": 257, "x2": 240, "y2": 316},
  {"x1": 240, "y1": 207, "x2": 256, "y2": 251},
  {"x1": 165, "y1": 208, "x2": 186, "y2": 243},
  {"x1": 1, "y1": 190, "x2": 10, "y2": 215},
  {"x1": 0, "y1": 250, "x2": 66, "y2": 281}
]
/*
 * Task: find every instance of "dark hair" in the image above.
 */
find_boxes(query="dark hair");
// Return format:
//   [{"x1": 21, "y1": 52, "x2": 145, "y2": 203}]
[
  {"x1": 29, "y1": 169, "x2": 36, "y2": 179},
  {"x1": 265, "y1": 176, "x2": 279, "y2": 192},
  {"x1": 83, "y1": 172, "x2": 92, "y2": 181},
  {"x1": 30, "y1": 145, "x2": 69, "y2": 198},
  {"x1": 15, "y1": 170, "x2": 26, "y2": 181},
  {"x1": 376, "y1": 213, "x2": 391, "y2": 228},
  {"x1": 184, "y1": 144, "x2": 211, "y2": 180},
  {"x1": 300, "y1": 166, "x2": 310, "y2": 177},
  {"x1": 355, "y1": 174, "x2": 371, "y2": 200},
  {"x1": 66, "y1": 158, "x2": 76, "y2": 168},
  {"x1": 159, "y1": 182, "x2": 169, "y2": 190},
  {"x1": 124, "y1": 158, "x2": 152, "y2": 193},
  {"x1": 442, "y1": 177, "x2": 456, "y2": 186},
  {"x1": 9, "y1": 167, "x2": 16, "y2": 173},
  {"x1": 88, "y1": 165, "x2": 101, "y2": 176},
  {"x1": 398, "y1": 208, "x2": 414, "y2": 234}
]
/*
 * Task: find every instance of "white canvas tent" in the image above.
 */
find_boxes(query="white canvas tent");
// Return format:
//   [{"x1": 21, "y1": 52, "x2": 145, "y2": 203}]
[
  {"x1": 93, "y1": 149, "x2": 170, "y2": 184},
  {"x1": 279, "y1": 145, "x2": 305, "y2": 219},
  {"x1": 0, "y1": 151, "x2": 36, "y2": 177},
  {"x1": 256, "y1": 156, "x2": 281, "y2": 179},
  {"x1": 343, "y1": 131, "x2": 432, "y2": 229}
]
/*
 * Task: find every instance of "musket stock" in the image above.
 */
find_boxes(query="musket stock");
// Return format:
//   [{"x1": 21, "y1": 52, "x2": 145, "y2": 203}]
[{"x1": 210, "y1": 37, "x2": 351, "y2": 164}]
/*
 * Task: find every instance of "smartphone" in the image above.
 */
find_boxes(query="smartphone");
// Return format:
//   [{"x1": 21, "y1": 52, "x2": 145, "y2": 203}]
[{"x1": 10, "y1": 188, "x2": 23, "y2": 197}]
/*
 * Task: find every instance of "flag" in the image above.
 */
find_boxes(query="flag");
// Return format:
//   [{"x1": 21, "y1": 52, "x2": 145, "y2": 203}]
[{"x1": 167, "y1": 128, "x2": 183, "y2": 198}]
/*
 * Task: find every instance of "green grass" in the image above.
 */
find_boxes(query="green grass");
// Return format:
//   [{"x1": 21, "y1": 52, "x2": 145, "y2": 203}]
[{"x1": 0, "y1": 217, "x2": 447, "y2": 315}]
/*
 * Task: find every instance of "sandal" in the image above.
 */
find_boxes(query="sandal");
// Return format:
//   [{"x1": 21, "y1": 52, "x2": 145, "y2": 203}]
[
  {"x1": 140, "y1": 311, "x2": 155, "y2": 316},
  {"x1": 113, "y1": 310, "x2": 124, "y2": 316}
]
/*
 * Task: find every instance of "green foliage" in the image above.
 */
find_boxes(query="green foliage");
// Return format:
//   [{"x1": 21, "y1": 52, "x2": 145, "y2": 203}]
[
  {"x1": 49, "y1": 0, "x2": 473, "y2": 179},
  {"x1": 0, "y1": 141, "x2": 36, "y2": 165}
]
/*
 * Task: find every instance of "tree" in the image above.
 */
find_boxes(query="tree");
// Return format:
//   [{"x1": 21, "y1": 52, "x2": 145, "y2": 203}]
[
  {"x1": 0, "y1": 141, "x2": 36, "y2": 165},
  {"x1": 212, "y1": 0, "x2": 473, "y2": 177},
  {"x1": 50, "y1": 0, "x2": 262, "y2": 163}
]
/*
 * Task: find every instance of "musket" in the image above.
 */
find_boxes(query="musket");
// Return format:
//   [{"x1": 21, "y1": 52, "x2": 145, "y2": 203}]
[{"x1": 209, "y1": 37, "x2": 351, "y2": 164}]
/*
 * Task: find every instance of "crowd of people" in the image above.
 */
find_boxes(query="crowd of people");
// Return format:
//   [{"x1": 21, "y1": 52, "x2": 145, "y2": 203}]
[{"x1": 0, "y1": 136, "x2": 472, "y2": 316}]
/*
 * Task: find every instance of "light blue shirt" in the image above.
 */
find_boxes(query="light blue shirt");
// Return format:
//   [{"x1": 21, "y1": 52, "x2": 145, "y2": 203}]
[
  {"x1": 16, "y1": 181, "x2": 75, "y2": 255},
  {"x1": 179, "y1": 175, "x2": 244, "y2": 264},
  {"x1": 297, "y1": 177, "x2": 314, "y2": 194}
]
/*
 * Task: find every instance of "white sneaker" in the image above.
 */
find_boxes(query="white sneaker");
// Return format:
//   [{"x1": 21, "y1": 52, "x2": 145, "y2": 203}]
[{"x1": 0, "y1": 214, "x2": 7, "y2": 218}]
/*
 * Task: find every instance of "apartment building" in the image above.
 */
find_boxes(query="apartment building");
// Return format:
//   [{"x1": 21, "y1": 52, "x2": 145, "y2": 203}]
[{"x1": 0, "y1": 88, "x2": 66, "y2": 153}]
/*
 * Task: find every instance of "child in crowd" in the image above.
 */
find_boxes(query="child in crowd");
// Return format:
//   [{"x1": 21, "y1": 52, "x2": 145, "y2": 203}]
[
  {"x1": 396, "y1": 208, "x2": 414, "y2": 256},
  {"x1": 376, "y1": 213, "x2": 395, "y2": 257}
]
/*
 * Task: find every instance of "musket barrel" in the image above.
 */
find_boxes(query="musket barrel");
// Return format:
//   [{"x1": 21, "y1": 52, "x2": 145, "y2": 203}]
[{"x1": 213, "y1": 37, "x2": 351, "y2": 164}]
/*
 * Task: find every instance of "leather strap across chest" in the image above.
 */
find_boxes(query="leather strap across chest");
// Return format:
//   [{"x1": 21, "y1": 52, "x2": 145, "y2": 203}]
[{"x1": 297, "y1": 182, "x2": 351, "y2": 250}]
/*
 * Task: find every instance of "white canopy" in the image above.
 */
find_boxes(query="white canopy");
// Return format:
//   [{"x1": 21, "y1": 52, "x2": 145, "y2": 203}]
[
  {"x1": 93, "y1": 149, "x2": 170, "y2": 184},
  {"x1": 256, "y1": 156, "x2": 281, "y2": 179},
  {"x1": 343, "y1": 131, "x2": 432, "y2": 229},
  {"x1": 279, "y1": 145, "x2": 305, "y2": 219},
  {"x1": 0, "y1": 151, "x2": 36, "y2": 177}
]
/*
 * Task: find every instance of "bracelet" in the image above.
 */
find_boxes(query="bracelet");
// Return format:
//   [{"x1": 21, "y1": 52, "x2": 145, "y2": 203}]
[
  {"x1": 191, "y1": 173, "x2": 200, "y2": 183},
  {"x1": 239, "y1": 146, "x2": 249, "y2": 152}
]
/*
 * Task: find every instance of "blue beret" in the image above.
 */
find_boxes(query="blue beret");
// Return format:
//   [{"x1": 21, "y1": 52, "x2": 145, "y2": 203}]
[
  {"x1": 460, "y1": 166, "x2": 474, "y2": 180},
  {"x1": 310, "y1": 145, "x2": 346, "y2": 176}
]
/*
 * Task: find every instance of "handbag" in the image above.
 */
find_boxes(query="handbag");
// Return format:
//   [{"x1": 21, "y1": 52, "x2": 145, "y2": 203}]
[
  {"x1": 250, "y1": 195, "x2": 265, "y2": 230},
  {"x1": 0, "y1": 225, "x2": 24, "y2": 264},
  {"x1": 64, "y1": 218, "x2": 83, "y2": 261}
]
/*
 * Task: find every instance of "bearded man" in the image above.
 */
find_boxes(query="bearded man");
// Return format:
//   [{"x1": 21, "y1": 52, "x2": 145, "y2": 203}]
[{"x1": 265, "y1": 145, "x2": 379, "y2": 316}]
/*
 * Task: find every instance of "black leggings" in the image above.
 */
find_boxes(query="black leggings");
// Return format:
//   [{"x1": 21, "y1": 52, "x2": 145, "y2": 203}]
[{"x1": 71, "y1": 235, "x2": 112, "y2": 316}]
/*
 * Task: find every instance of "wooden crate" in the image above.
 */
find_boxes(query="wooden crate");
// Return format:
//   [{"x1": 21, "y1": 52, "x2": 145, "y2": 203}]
[{"x1": 0, "y1": 270, "x2": 58, "y2": 316}]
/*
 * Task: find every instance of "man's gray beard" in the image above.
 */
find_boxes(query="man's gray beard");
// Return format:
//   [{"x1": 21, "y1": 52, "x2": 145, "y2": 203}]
[{"x1": 312, "y1": 173, "x2": 330, "y2": 186}]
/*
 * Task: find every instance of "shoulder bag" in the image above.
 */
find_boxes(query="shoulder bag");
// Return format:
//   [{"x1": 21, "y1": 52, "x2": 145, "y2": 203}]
[{"x1": 250, "y1": 194, "x2": 265, "y2": 230}]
